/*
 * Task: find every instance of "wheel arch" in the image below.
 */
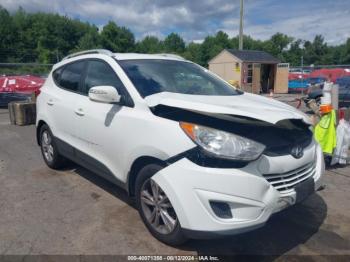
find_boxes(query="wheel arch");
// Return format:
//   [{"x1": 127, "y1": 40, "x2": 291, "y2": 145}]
[
  {"x1": 36, "y1": 120, "x2": 48, "y2": 145},
  {"x1": 127, "y1": 156, "x2": 167, "y2": 197}
]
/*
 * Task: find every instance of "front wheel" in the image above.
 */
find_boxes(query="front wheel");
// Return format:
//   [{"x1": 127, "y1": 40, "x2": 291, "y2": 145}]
[{"x1": 135, "y1": 164, "x2": 187, "y2": 246}]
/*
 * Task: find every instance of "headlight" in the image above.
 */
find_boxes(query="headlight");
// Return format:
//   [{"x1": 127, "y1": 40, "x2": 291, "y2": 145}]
[{"x1": 180, "y1": 122, "x2": 265, "y2": 161}]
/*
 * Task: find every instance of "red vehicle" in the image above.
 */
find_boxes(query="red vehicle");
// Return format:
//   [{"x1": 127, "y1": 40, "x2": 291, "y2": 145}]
[
  {"x1": 0, "y1": 75, "x2": 44, "y2": 106},
  {"x1": 288, "y1": 72, "x2": 310, "y2": 81},
  {"x1": 309, "y1": 68, "x2": 350, "y2": 82}
]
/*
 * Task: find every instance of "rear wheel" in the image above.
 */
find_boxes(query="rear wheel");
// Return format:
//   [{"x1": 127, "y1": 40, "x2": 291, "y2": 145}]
[
  {"x1": 135, "y1": 164, "x2": 187, "y2": 245},
  {"x1": 40, "y1": 124, "x2": 67, "y2": 169}
]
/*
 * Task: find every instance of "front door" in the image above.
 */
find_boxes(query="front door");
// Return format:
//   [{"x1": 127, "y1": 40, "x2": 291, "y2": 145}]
[{"x1": 73, "y1": 59, "x2": 132, "y2": 183}]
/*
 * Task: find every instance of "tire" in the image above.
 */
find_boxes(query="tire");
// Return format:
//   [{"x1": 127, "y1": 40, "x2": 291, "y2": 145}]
[
  {"x1": 39, "y1": 124, "x2": 67, "y2": 169},
  {"x1": 135, "y1": 164, "x2": 187, "y2": 246}
]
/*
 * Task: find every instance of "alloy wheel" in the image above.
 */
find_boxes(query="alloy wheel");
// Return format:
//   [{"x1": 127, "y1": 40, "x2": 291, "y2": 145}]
[
  {"x1": 140, "y1": 179, "x2": 177, "y2": 234},
  {"x1": 41, "y1": 130, "x2": 54, "y2": 163}
]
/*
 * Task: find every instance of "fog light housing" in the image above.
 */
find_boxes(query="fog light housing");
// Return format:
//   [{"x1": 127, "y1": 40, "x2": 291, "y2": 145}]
[{"x1": 209, "y1": 201, "x2": 232, "y2": 219}]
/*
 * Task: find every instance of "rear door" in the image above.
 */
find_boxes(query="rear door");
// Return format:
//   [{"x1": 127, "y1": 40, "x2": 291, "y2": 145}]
[{"x1": 48, "y1": 60, "x2": 86, "y2": 151}]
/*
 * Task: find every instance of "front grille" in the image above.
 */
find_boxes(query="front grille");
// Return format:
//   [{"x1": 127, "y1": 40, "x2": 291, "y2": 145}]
[
  {"x1": 264, "y1": 135, "x2": 312, "y2": 157},
  {"x1": 263, "y1": 162, "x2": 316, "y2": 193}
]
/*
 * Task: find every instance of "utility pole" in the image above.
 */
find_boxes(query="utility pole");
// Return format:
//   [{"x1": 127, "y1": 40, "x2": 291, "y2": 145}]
[{"x1": 239, "y1": 0, "x2": 244, "y2": 50}]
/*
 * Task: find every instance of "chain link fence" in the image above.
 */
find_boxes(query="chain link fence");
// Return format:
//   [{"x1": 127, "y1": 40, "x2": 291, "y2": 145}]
[
  {"x1": 290, "y1": 64, "x2": 350, "y2": 72},
  {"x1": 0, "y1": 63, "x2": 53, "y2": 77}
]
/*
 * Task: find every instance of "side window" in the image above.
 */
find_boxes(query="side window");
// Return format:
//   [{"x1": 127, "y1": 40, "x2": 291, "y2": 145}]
[
  {"x1": 59, "y1": 61, "x2": 85, "y2": 92},
  {"x1": 83, "y1": 60, "x2": 124, "y2": 95},
  {"x1": 52, "y1": 67, "x2": 63, "y2": 83}
]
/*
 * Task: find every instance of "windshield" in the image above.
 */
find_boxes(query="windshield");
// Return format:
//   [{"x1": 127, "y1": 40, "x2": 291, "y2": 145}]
[{"x1": 118, "y1": 59, "x2": 242, "y2": 97}]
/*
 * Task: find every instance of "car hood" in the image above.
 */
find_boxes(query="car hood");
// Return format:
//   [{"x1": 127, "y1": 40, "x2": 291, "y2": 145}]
[{"x1": 145, "y1": 92, "x2": 312, "y2": 125}]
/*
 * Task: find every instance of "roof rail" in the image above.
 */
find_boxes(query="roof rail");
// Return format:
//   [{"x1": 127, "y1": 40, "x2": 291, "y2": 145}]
[
  {"x1": 62, "y1": 49, "x2": 113, "y2": 60},
  {"x1": 155, "y1": 53, "x2": 185, "y2": 60}
]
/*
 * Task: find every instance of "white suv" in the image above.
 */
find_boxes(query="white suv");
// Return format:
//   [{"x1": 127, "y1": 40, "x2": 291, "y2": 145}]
[{"x1": 36, "y1": 49, "x2": 324, "y2": 245}]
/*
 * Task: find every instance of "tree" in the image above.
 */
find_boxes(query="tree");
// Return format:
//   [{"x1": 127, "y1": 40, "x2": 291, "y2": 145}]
[
  {"x1": 0, "y1": 6, "x2": 16, "y2": 62},
  {"x1": 8, "y1": 8, "x2": 96, "y2": 63},
  {"x1": 215, "y1": 31, "x2": 231, "y2": 48},
  {"x1": 301, "y1": 35, "x2": 331, "y2": 65},
  {"x1": 284, "y1": 39, "x2": 303, "y2": 66},
  {"x1": 343, "y1": 38, "x2": 350, "y2": 63},
  {"x1": 199, "y1": 31, "x2": 232, "y2": 66},
  {"x1": 200, "y1": 36, "x2": 222, "y2": 66},
  {"x1": 263, "y1": 33, "x2": 293, "y2": 61},
  {"x1": 183, "y1": 42, "x2": 201, "y2": 64},
  {"x1": 75, "y1": 28, "x2": 101, "y2": 51},
  {"x1": 0, "y1": 5, "x2": 349, "y2": 67},
  {"x1": 163, "y1": 33, "x2": 185, "y2": 53},
  {"x1": 135, "y1": 36, "x2": 162, "y2": 53},
  {"x1": 100, "y1": 21, "x2": 135, "y2": 52}
]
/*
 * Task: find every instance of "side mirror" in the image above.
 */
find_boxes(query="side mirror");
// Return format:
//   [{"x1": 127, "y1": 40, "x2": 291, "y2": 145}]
[{"x1": 88, "y1": 86, "x2": 121, "y2": 103}]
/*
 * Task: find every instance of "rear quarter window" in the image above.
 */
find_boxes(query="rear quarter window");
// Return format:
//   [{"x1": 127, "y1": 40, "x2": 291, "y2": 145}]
[
  {"x1": 52, "y1": 67, "x2": 63, "y2": 83},
  {"x1": 53, "y1": 61, "x2": 85, "y2": 92}
]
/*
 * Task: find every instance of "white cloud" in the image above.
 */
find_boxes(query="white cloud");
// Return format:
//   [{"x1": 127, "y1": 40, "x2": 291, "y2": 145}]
[
  {"x1": 0, "y1": 0, "x2": 349, "y2": 43},
  {"x1": 249, "y1": 10, "x2": 350, "y2": 45},
  {"x1": 193, "y1": 39, "x2": 204, "y2": 44}
]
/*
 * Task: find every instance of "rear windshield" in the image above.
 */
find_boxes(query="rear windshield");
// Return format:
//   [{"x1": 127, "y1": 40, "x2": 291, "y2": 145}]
[{"x1": 118, "y1": 59, "x2": 242, "y2": 97}]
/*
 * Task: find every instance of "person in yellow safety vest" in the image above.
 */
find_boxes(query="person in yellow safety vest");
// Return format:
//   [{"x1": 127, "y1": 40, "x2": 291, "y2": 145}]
[{"x1": 314, "y1": 109, "x2": 337, "y2": 155}]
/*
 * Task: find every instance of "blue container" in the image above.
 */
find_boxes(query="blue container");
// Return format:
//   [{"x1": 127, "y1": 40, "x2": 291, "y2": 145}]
[{"x1": 288, "y1": 79, "x2": 309, "y2": 92}]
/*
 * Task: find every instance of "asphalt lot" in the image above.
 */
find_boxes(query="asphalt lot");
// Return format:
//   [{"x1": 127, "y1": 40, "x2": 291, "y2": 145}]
[{"x1": 0, "y1": 105, "x2": 350, "y2": 258}]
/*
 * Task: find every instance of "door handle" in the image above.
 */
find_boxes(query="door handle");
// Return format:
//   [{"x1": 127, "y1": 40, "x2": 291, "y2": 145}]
[
  {"x1": 47, "y1": 99, "x2": 54, "y2": 106},
  {"x1": 75, "y1": 108, "x2": 85, "y2": 116}
]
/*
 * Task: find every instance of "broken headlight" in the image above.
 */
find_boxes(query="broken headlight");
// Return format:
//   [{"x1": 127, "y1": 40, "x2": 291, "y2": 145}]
[{"x1": 180, "y1": 122, "x2": 265, "y2": 161}]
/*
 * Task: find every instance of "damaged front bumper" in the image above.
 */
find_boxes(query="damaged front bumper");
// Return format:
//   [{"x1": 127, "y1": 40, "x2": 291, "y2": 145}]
[{"x1": 152, "y1": 141, "x2": 324, "y2": 238}]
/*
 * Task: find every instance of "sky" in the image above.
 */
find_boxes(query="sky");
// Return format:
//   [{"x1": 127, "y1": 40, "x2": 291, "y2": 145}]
[{"x1": 1, "y1": 0, "x2": 349, "y2": 44}]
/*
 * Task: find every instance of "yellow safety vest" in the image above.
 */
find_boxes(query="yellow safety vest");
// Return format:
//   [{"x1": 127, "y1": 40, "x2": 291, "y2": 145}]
[{"x1": 314, "y1": 110, "x2": 337, "y2": 154}]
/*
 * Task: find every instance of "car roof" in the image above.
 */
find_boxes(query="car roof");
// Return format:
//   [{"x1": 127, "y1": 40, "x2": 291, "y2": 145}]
[
  {"x1": 113, "y1": 53, "x2": 186, "y2": 61},
  {"x1": 53, "y1": 51, "x2": 188, "y2": 70}
]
